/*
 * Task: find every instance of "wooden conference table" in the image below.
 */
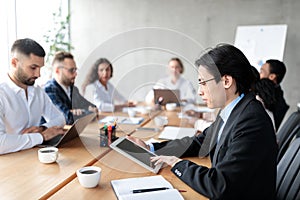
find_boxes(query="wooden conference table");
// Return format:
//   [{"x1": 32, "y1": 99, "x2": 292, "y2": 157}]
[{"x1": 0, "y1": 108, "x2": 210, "y2": 200}]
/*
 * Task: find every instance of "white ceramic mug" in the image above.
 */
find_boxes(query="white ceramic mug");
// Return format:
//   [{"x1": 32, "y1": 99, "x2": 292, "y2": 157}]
[
  {"x1": 165, "y1": 103, "x2": 177, "y2": 111},
  {"x1": 76, "y1": 166, "x2": 101, "y2": 188},
  {"x1": 38, "y1": 147, "x2": 58, "y2": 164}
]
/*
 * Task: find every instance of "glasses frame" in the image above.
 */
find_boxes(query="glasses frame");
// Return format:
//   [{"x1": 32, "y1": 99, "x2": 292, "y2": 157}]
[
  {"x1": 198, "y1": 77, "x2": 216, "y2": 86},
  {"x1": 58, "y1": 66, "x2": 78, "y2": 74}
]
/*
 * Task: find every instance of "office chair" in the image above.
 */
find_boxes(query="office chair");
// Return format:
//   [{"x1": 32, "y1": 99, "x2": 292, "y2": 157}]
[
  {"x1": 276, "y1": 137, "x2": 300, "y2": 200},
  {"x1": 276, "y1": 110, "x2": 300, "y2": 162},
  {"x1": 277, "y1": 124, "x2": 300, "y2": 162}
]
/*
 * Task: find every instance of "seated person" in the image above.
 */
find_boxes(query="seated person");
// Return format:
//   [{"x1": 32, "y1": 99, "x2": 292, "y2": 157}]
[
  {"x1": 129, "y1": 44, "x2": 277, "y2": 199},
  {"x1": 82, "y1": 58, "x2": 131, "y2": 112},
  {"x1": 254, "y1": 78, "x2": 277, "y2": 130},
  {"x1": 252, "y1": 66, "x2": 277, "y2": 130},
  {"x1": 44, "y1": 52, "x2": 97, "y2": 125},
  {"x1": 145, "y1": 57, "x2": 196, "y2": 105},
  {"x1": 0, "y1": 38, "x2": 65, "y2": 155},
  {"x1": 260, "y1": 59, "x2": 289, "y2": 130}
]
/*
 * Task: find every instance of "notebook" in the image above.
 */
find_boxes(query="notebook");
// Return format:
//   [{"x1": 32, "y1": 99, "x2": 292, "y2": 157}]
[
  {"x1": 158, "y1": 126, "x2": 196, "y2": 140},
  {"x1": 110, "y1": 137, "x2": 163, "y2": 173},
  {"x1": 111, "y1": 175, "x2": 184, "y2": 200},
  {"x1": 41, "y1": 113, "x2": 97, "y2": 147},
  {"x1": 153, "y1": 89, "x2": 180, "y2": 105}
]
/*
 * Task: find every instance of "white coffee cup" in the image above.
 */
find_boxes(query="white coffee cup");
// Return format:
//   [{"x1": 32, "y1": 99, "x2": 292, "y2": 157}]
[
  {"x1": 165, "y1": 103, "x2": 177, "y2": 111},
  {"x1": 154, "y1": 116, "x2": 168, "y2": 127},
  {"x1": 76, "y1": 166, "x2": 101, "y2": 188},
  {"x1": 38, "y1": 147, "x2": 58, "y2": 164}
]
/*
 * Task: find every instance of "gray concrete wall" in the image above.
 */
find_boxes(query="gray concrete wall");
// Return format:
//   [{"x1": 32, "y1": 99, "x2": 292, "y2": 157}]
[{"x1": 70, "y1": 0, "x2": 300, "y2": 123}]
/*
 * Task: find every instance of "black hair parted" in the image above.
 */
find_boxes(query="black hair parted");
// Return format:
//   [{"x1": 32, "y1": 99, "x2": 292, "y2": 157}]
[{"x1": 195, "y1": 44, "x2": 255, "y2": 95}]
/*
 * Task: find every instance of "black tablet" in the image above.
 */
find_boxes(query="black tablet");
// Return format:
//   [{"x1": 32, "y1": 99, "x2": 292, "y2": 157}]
[{"x1": 110, "y1": 137, "x2": 163, "y2": 173}]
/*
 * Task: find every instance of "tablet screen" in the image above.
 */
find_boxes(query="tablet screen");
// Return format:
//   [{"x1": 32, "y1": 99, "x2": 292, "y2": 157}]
[{"x1": 110, "y1": 137, "x2": 161, "y2": 173}]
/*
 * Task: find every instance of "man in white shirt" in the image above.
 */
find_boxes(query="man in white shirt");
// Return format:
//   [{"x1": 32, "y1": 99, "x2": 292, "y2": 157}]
[{"x1": 0, "y1": 38, "x2": 66, "y2": 154}]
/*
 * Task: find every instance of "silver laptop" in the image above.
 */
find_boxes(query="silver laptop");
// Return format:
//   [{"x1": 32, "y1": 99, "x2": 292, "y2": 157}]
[
  {"x1": 41, "y1": 113, "x2": 97, "y2": 147},
  {"x1": 153, "y1": 89, "x2": 180, "y2": 105},
  {"x1": 110, "y1": 137, "x2": 163, "y2": 173}
]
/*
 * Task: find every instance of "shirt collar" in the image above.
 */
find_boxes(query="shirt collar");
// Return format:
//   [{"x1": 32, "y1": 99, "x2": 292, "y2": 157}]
[
  {"x1": 5, "y1": 74, "x2": 26, "y2": 94},
  {"x1": 220, "y1": 93, "x2": 245, "y2": 123},
  {"x1": 95, "y1": 80, "x2": 109, "y2": 89}
]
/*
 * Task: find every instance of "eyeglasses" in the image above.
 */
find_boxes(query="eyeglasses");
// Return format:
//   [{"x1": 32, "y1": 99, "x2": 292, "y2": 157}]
[
  {"x1": 58, "y1": 66, "x2": 78, "y2": 74},
  {"x1": 198, "y1": 77, "x2": 216, "y2": 86}
]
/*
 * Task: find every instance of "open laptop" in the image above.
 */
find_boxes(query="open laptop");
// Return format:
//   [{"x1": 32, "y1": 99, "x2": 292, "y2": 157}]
[
  {"x1": 110, "y1": 137, "x2": 163, "y2": 173},
  {"x1": 153, "y1": 89, "x2": 180, "y2": 105},
  {"x1": 41, "y1": 112, "x2": 97, "y2": 147}
]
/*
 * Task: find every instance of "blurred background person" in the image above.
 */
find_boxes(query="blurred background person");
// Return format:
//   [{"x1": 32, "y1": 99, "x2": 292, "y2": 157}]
[
  {"x1": 145, "y1": 57, "x2": 196, "y2": 105},
  {"x1": 82, "y1": 58, "x2": 129, "y2": 112},
  {"x1": 43, "y1": 52, "x2": 97, "y2": 125},
  {"x1": 260, "y1": 59, "x2": 289, "y2": 130},
  {"x1": 254, "y1": 78, "x2": 277, "y2": 130}
]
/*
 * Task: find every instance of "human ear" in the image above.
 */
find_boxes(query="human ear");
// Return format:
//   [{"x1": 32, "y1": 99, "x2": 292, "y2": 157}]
[
  {"x1": 269, "y1": 73, "x2": 277, "y2": 83},
  {"x1": 223, "y1": 75, "x2": 233, "y2": 89},
  {"x1": 11, "y1": 57, "x2": 18, "y2": 68}
]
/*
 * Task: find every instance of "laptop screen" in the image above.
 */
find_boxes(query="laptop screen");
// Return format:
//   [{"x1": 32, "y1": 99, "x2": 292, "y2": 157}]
[{"x1": 153, "y1": 89, "x2": 180, "y2": 105}]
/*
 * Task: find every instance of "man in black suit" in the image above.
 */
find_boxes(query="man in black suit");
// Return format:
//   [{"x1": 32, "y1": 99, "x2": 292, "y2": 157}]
[
  {"x1": 129, "y1": 44, "x2": 278, "y2": 200},
  {"x1": 260, "y1": 59, "x2": 289, "y2": 130}
]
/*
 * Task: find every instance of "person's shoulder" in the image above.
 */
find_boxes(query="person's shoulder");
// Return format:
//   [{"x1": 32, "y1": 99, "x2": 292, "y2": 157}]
[
  {"x1": 44, "y1": 79, "x2": 57, "y2": 88},
  {"x1": 72, "y1": 85, "x2": 81, "y2": 94},
  {"x1": 0, "y1": 82, "x2": 8, "y2": 97},
  {"x1": 44, "y1": 79, "x2": 61, "y2": 91},
  {"x1": 180, "y1": 76, "x2": 193, "y2": 85},
  {"x1": 0, "y1": 81, "x2": 8, "y2": 90}
]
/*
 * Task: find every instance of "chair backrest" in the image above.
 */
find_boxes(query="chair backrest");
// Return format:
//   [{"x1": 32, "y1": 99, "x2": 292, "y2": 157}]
[
  {"x1": 277, "y1": 124, "x2": 300, "y2": 162},
  {"x1": 276, "y1": 138, "x2": 300, "y2": 200},
  {"x1": 276, "y1": 111, "x2": 300, "y2": 156}
]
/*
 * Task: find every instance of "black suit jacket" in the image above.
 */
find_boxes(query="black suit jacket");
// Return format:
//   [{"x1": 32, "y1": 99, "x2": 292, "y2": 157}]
[
  {"x1": 273, "y1": 85, "x2": 289, "y2": 130},
  {"x1": 44, "y1": 79, "x2": 95, "y2": 125},
  {"x1": 154, "y1": 93, "x2": 278, "y2": 200}
]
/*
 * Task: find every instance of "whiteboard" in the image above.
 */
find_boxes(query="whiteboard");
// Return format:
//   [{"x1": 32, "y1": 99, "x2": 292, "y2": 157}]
[{"x1": 234, "y1": 24, "x2": 287, "y2": 70}]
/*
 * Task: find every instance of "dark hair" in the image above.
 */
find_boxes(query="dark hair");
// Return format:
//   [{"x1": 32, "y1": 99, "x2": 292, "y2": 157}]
[
  {"x1": 250, "y1": 66, "x2": 260, "y2": 91},
  {"x1": 195, "y1": 44, "x2": 255, "y2": 95},
  {"x1": 266, "y1": 59, "x2": 286, "y2": 84},
  {"x1": 52, "y1": 51, "x2": 74, "y2": 65},
  {"x1": 169, "y1": 57, "x2": 184, "y2": 74},
  {"x1": 254, "y1": 78, "x2": 277, "y2": 111},
  {"x1": 82, "y1": 58, "x2": 113, "y2": 90},
  {"x1": 11, "y1": 38, "x2": 45, "y2": 57}
]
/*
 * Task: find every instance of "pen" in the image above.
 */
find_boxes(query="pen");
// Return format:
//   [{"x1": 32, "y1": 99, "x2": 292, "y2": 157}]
[
  {"x1": 136, "y1": 127, "x2": 159, "y2": 132},
  {"x1": 132, "y1": 187, "x2": 169, "y2": 193}
]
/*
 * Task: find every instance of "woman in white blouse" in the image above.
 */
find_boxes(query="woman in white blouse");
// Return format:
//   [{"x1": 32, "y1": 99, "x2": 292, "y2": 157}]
[
  {"x1": 145, "y1": 57, "x2": 196, "y2": 104},
  {"x1": 82, "y1": 58, "x2": 126, "y2": 112}
]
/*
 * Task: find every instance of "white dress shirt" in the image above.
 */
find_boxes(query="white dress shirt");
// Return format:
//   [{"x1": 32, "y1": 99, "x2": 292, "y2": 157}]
[
  {"x1": 93, "y1": 80, "x2": 126, "y2": 112},
  {"x1": 145, "y1": 76, "x2": 196, "y2": 104},
  {"x1": 0, "y1": 75, "x2": 65, "y2": 154}
]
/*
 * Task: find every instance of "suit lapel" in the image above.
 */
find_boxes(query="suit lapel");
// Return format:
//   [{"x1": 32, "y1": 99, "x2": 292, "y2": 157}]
[
  {"x1": 211, "y1": 93, "x2": 255, "y2": 165},
  {"x1": 53, "y1": 79, "x2": 72, "y2": 106}
]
